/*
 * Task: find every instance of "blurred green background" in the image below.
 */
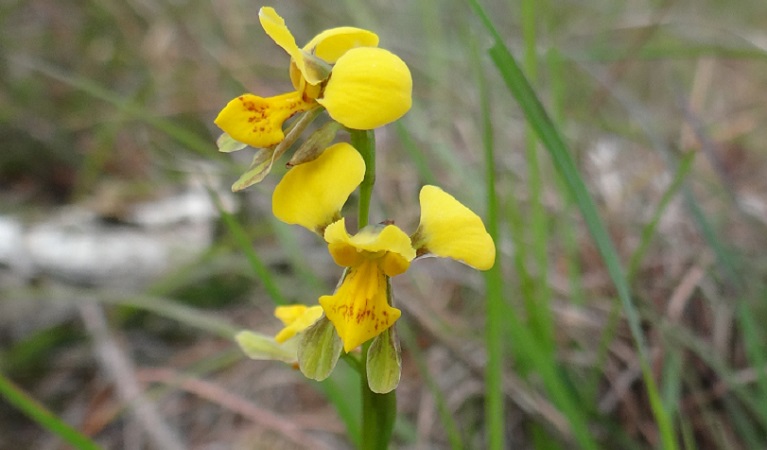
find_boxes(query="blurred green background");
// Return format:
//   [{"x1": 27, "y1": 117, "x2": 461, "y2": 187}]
[{"x1": 2, "y1": 0, "x2": 767, "y2": 448}]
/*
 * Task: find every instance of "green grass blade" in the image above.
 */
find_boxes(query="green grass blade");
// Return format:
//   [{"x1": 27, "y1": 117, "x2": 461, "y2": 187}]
[
  {"x1": 16, "y1": 57, "x2": 226, "y2": 165},
  {"x1": 472, "y1": 24, "x2": 506, "y2": 450},
  {"x1": 209, "y1": 188, "x2": 287, "y2": 306},
  {"x1": 546, "y1": 47, "x2": 586, "y2": 306},
  {"x1": 394, "y1": 121, "x2": 437, "y2": 185},
  {"x1": 0, "y1": 372, "x2": 103, "y2": 450},
  {"x1": 628, "y1": 151, "x2": 696, "y2": 280},
  {"x1": 660, "y1": 348, "x2": 683, "y2": 418},
  {"x1": 399, "y1": 322, "x2": 464, "y2": 449},
  {"x1": 682, "y1": 188, "x2": 742, "y2": 285},
  {"x1": 466, "y1": 1, "x2": 677, "y2": 448},
  {"x1": 99, "y1": 294, "x2": 240, "y2": 339},
  {"x1": 735, "y1": 299, "x2": 767, "y2": 426},
  {"x1": 497, "y1": 299, "x2": 598, "y2": 449},
  {"x1": 470, "y1": 11, "x2": 596, "y2": 448},
  {"x1": 319, "y1": 365, "x2": 362, "y2": 446},
  {"x1": 521, "y1": 0, "x2": 555, "y2": 357}
]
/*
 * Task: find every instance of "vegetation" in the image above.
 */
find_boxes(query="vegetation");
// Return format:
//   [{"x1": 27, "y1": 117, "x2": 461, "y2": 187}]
[{"x1": 2, "y1": 0, "x2": 767, "y2": 448}]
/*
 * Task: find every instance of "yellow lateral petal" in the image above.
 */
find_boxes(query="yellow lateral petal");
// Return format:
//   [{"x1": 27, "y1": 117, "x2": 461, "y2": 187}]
[
  {"x1": 259, "y1": 7, "x2": 315, "y2": 86},
  {"x1": 259, "y1": 7, "x2": 301, "y2": 62},
  {"x1": 274, "y1": 305, "x2": 323, "y2": 343},
  {"x1": 214, "y1": 92, "x2": 312, "y2": 148},
  {"x1": 304, "y1": 27, "x2": 379, "y2": 63},
  {"x1": 320, "y1": 260, "x2": 401, "y2": 352},
  {"x1": 415, "y1": 185, "x2": 496, "y2": 270},
  {"x1": 318, "y1": 47, "x2": 412, "y2": 130},
  {"x1": 272, "y1": 143, "x2": 365, "y2": 232}
]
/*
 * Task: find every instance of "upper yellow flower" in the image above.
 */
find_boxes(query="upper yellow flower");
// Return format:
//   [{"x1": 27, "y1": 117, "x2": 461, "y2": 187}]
[{"x1": 215, "y1": 7, "x2": 412, "y2": 149}]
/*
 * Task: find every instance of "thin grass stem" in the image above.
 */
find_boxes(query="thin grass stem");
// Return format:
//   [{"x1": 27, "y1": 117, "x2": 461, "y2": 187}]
[{"x1": 0, "y1": 372, "x2": 103, "y2": 450}]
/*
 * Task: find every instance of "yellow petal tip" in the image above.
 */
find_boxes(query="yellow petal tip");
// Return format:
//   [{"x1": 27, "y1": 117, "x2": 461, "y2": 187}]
[{"x1": 416, "y1": 185, "x2": 496, "y2": 270}]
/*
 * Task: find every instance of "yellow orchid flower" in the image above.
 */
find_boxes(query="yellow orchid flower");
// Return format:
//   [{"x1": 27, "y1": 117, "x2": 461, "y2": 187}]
[
  {"x1": 302, "y1": 185, "x2": 495, "y2": 353},
  {"x1": 273, "y1": 304, "x2": 324, "y2": 344},
  {"x1": 215, "y1": 7, "x2": 412, "y2": 149},
  {"x1": 320, "y1": 218, "x2": 414, "y2": 352},
  {"x1": 235, "y1": 304, "x2": 323, "y2": 365}
]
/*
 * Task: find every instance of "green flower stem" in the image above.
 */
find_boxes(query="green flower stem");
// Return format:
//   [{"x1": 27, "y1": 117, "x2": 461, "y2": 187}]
[
  {"x1": 350, "y1": 129, "x2": 376, "y2": 229},
  {"x1": 360, "y1": 341, "x2": 397, "y2": 450},
  {"x1": 349, "y1": 129, "x2": 395, "y2": 450}
]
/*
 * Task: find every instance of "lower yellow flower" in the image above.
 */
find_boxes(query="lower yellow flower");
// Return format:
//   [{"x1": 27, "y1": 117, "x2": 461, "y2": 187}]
[
  {"x1": 319, "y1": 218, "x2": 414, "y2": 352},
  {"x1": 235, "y1": 304, "x2": 323, "y2": 365},
  {"x1": 315, "y1": 187, "x2": 495, "y2": 353},
  {"x1": 274, "y1": 304, "x2": 324, "y2": 343}
]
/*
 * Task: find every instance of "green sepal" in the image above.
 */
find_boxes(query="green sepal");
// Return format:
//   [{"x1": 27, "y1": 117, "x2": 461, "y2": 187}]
[
  {"x1": 234, "y1": 330, "x2": 297, "y2": 364},
  {"x1": 231, "y1": 147, "x2": 279, "y2": 191},
  {"x1": 366, "y1": 326, "x2": 402, "y2": 393},
  {"x1": 287, "y1": 121, "x2": 342, "y2": 167},
  {"x1": 230, "y1": 107, "x2": 324, "y2": 191},
  {"x1": 297, "y1": 315, "x2": 343, "y2": 381},
  {"x1": 216, "y1": 132, "x2": 248, "y2": 153},
  {"x1": 301, "y1": 50, "x2": 333, "y2": 85}
]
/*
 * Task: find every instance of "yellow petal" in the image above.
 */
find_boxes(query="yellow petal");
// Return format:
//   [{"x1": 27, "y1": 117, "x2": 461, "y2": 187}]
[
  {"x1": 414, "y1": 185, "x2": 496, "y2": 270},
  {"x1": 350, "y1": 224, "x2": 416, "y2": 261},
  {"x1": 327, "y1": 241, "x2": 364, "y2": 268},
  {"x1": 318, "y1": 47, "x2": 412, "y2": 130},
  {"x1": 272, "y1": 143, "x2": 365, "y2": 232},
  {"x1": 289, "y1": 61, "x2": 302, "y2": 92},
  {"x1": 290, "y1": 64, "x2": 323, "y2": 99},
  {"x1": 380, "y1": 252, "x2": 410, "y2": 277},
  {"x1": 274, "y1": 305, "x2": 309, "y2": 325},
  {"x1": 324, "y1": 219, "x2": 363, "y2": 267},
  {"x1": 259, "y1": 7, "x2": 301, "y2": 62},
  {"x1": 259, "y1": 7, "x2": 322, "y2": 87},
  {"x1": 320, "y1": 260, "x2": 401, "y2": 352},
  {"x1": 303, "y1": 27, "x2": 379, "y2": 63},
  {"x1": 214, "y1": 92, "x2": 313, "y2": 148},
  {"x1": 324, "y1": 219, "x2": 415, "y2": 269},
  {"x1": 274, "y1": 305, "x2": 323, "y2": 343},
  {"x1": 323, "y1": 217, "x2": 352, "y2": 246}
]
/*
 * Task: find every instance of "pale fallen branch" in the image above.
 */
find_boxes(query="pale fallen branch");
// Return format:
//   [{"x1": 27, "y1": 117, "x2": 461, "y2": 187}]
[
  {"x1": 78, "y1": 301, "x2": 186, "y2": 450},
  {"x1": 136, "y1": 367, "x2": 333, "y2": 450}
]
